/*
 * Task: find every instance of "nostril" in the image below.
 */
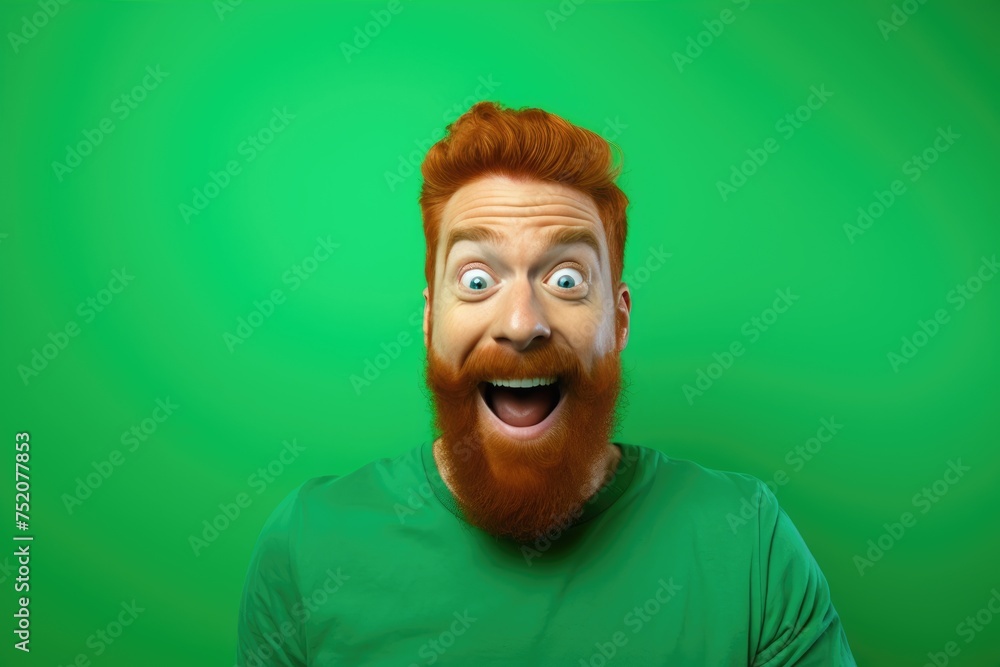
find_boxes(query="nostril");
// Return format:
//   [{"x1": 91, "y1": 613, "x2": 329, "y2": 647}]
[{"x1": 495, "y1": 330, "x2": 550, "y2": 354}]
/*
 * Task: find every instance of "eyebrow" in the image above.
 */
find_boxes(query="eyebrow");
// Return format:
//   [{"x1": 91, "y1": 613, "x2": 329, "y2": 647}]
[{"x1": 444, "y1": 225, "x2": 603, "y2": 264}]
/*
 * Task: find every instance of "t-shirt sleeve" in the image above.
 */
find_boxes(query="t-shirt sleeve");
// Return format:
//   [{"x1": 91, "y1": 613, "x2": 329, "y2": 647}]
[
  {"x1": 235, "y1": 485, "x2": 309, "y2": 667},
  {"x1": 751, "y1": 481, "x2": 858, "y2": 667}
]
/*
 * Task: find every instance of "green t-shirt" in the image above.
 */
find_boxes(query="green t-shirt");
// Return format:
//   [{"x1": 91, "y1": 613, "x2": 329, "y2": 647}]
[{"x1": 235, "y1": 441, "x2": 857, "y2": 666}]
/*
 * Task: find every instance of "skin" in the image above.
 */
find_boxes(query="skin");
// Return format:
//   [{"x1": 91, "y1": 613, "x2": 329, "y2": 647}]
[{"x1": 422, "y1": 174, "x2": 632, "y2": 539}]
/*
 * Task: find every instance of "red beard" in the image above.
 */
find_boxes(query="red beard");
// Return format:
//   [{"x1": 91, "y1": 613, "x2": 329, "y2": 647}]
[{"x1": 423, "y1": 321, "x2": 626, "y2": 545}]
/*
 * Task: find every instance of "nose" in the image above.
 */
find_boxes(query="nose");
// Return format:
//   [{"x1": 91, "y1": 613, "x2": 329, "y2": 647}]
[{"x1": 491, "y1": 278, "x2": 551, "y2": 352}]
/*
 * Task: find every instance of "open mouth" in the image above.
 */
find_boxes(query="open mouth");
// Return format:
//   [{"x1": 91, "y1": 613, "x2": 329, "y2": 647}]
[{"x1": 477, "y1": 376, "x2": 566, "y2": 439}]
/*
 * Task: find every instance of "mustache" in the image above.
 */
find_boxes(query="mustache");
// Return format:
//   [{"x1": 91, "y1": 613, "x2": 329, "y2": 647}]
[{"x1": 425, "y1": 341, "x2": 618, "y2": 401}]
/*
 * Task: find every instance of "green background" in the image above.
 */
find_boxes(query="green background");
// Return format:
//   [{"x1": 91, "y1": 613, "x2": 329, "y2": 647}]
[{"x1": 3, "y1": 0, "x2": 998, "y2": 665}]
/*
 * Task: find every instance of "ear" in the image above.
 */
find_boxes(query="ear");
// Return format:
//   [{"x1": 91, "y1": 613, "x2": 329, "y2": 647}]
[
  {"x1": 423, "y1": 287, "x2": 430, "y2": 349},
  {"x1": 616, "y1": 282, "x2": 631, "y2": 351}
]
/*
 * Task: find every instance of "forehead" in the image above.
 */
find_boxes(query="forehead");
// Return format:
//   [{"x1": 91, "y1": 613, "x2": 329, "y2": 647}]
[{"x1": 438, "y1": 175, "x2": 607, "y2": 259}]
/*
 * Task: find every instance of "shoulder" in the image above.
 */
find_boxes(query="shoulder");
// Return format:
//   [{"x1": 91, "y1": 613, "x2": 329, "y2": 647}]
[
  {"x1": 258, "y1": 444, "x2": 426, "y2": 533},
  {"x1": 624, "y1": 443, "x2": 770, "y2": 512}
]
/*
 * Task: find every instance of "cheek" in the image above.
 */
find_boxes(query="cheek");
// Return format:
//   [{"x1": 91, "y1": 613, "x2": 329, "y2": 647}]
[
  {"x1": 432, "y1": 308, "x2": 482, "y2": 359},
  {"x1": 557, "y1": 308, "x2": 615, "y2": 354},
  {"x1": 591, "y1": 325, "x2": 617, "y2": 359}
]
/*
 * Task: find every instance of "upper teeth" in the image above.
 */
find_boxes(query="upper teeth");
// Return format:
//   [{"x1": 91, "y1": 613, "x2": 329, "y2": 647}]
[{"x1": 489, "y1": 377, "x2": 557, "y2": 388}]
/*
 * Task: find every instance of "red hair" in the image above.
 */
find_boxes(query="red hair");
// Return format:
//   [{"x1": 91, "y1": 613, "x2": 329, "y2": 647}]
[{"x1": 418, "y1": 101, "x2": 629, "y2": 300}]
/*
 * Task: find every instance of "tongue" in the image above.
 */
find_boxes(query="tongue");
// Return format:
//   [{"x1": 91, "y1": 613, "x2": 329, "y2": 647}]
[{"x1": 490, "y1": 385, "x2": 559, "y2": 427}]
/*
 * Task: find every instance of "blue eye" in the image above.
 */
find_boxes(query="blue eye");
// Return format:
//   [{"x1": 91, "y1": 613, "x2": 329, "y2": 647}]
[
  {"x1": 549, "y1": 267, "x2": 584, "y2": 289},
  {"x1": 460, "y1": 268, "x2": 495, "y2": 291}
]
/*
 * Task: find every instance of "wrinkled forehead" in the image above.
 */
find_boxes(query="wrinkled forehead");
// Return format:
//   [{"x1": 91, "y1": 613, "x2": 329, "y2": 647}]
[
  {"x1": 436, "y1": 175, "x2": 608, "y2": 263},
  {"x1": 441, "y1": 176, "x2": 601, "y2": 225},
  {"x1": 441, "y1": 175, "x2": 602, "y2": 228}
]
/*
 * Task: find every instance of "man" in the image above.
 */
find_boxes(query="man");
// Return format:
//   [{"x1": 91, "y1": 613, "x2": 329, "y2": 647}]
[{"x1": 236, "y1": 101, "x2": 857, "y2": 665}]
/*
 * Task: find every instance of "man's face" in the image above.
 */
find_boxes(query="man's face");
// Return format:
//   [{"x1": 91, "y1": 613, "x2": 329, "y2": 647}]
[{"x1": 422, "y1": 174, "x2": 631, "y2": 544}]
